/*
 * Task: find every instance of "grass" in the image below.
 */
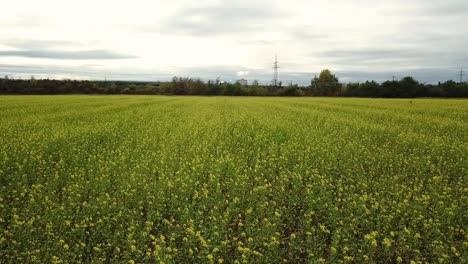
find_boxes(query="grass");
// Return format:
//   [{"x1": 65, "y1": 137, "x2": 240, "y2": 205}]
[{"x1": 0, "y1": 95, "x2": 466, "y2": 263}]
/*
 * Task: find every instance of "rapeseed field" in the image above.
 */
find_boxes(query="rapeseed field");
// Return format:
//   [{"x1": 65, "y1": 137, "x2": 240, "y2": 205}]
[{"x1": 0, "y1": 96, "x2": 466, "y2": 263}]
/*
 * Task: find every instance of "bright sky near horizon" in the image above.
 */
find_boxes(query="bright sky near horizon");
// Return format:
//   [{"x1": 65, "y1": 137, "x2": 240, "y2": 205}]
[{"x1": 1, "y1": 0, "x2": 467, "y2": 84}]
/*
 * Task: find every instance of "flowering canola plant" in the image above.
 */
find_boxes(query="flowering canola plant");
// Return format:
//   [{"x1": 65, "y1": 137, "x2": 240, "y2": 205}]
[{"x1": 0, "y1": 95, "x2": 466, "y2": 263}]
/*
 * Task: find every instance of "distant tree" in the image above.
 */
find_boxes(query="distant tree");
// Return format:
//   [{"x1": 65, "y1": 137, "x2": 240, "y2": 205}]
[
  {"x1": 121, "y1": 87, "x2": 131, "y2": 94},
  {"x1": 281, "y1": 85, "x2": 302, "y2": 96},
  {"x1": 172, "y1": 77, "x2": 189, "y2": 95},
  {"x1": 223, "y1": 82, "x2": 246, "y2": 96},
  {"x1": 206, "y1": 80, "x2": 221, "y2": 95},
  {"x1": 0, "y1": 75, "x2": 465, "y2": 97},
  {"x1": 312, "y1": 69, "x2": 341, "y2": 96},
  {"x1": 188, "y1": 79, "x2": 206, "y2": 95},
  {"x1": 426, "y1": 84, "x2": 444, "y2": 97},
  {"x1": 380, "y1": 80, "x2": 399, "y2": 97},
  {"x1": 441, "y1": 80, "x2": 468, "y2": 97},
  {"x1": 343, "y1": 82, "x2": 360, "y2": 96},
  {"x1": 248, "y1": 84, "x2": 269, "y2": 96},
  {"x1": 159, "y1": 82, "x2": 175, "y2": 94},
  {"x1": 359, "y1": 81, "x2": 380, "y2": 97},
  {"x1": 398, "y1": 76, "x2": 419, "y2": 97}
]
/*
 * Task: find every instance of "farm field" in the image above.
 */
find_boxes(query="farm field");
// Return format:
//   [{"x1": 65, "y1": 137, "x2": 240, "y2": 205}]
[{"x1": 0, "y1": 95, "x2": 467, "y2": 263}]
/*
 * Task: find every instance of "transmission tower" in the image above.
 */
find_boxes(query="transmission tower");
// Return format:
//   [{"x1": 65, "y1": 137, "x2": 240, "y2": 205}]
[
  {"x1": 273, "y1": 54, "x2": 279, "y2": 87},
  {"x1": 460, "y1": 67, "x2": 464, "y2": 83}
]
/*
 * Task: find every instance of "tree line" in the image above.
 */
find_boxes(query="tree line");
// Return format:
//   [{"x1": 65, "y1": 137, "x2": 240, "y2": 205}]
[
  {"x1": 1, "y1": 70, "x2": 467, "y2": 97},
  {"x1": 310, "y1": 69, "x2": 468, "y2": 98}
]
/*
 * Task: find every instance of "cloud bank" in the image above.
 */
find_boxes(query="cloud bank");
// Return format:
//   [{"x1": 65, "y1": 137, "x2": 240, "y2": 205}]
[{"x1": 0, "y1": 0, "x2": 466, "y2": 84}]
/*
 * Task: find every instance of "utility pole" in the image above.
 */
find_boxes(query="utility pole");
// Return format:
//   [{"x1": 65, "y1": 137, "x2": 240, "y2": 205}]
[{"x1": 273, "y1": 54, "x2": 279, "y2": 87}]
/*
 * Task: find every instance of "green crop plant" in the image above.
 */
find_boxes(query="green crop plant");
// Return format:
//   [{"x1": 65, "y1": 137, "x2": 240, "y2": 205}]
[{"x1": 0, "y1": 96, "x2": 466, "y2": 263}]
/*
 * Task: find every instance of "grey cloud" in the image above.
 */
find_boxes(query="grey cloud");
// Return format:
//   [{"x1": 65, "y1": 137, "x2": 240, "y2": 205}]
[
  {"x1": 3, "y1": 39, "x2": 77, "y2": 50},
  {"x1": 420, "y1": 0, "x2": 468, "y2": 15},
  {"x1": 1, "y1": 63, "x2": 464, "y2": 85},
  {"x1": 1, "y1": 0, "x2": 466, "y2": 85},
  {"x1": 318, "y1": 49, "x2": 427, "y2": 61},
  {"x1": 336, "y1": 68, "x2": 464, "y2": 84},
  {"x1": 0, "y1": 15, "x2": 49, "y2": 28},
  {"x1": 388, "y1": 31, "x2": 468, "y2": 46},
  {"x1": 311, "y1": 48, "x2": 467, "y2": 69},
  {"x1": 172, "y1": 65, "x2": 259, "y2": 80},
  {"x1": 163, "y1": 65, "x2": 313, "y2": 86},
  {"x1": 158, "y1": 2, "x2": 286, "y2": 36},
  {"x1": 289, "y1": 29, "x2": 333, "y2": 41},
  {"x1": 236, "y1": 40, "x2": 273, "y2": 46},
  {"x1": 0, "y1": 49, "x2": 136, "y2": 60},
  {"x1": 176, "y1": 65, "x2": 467, "y2": 85},
  {"x1": 0, "y1": 64, "x2": 96, "y2": 76},
  {"x1": 0, "y1": 63, "x2": 168, "y2": 81},
  {"x1": 176, "y1": 63, "x2": 466, "y2": 86}
]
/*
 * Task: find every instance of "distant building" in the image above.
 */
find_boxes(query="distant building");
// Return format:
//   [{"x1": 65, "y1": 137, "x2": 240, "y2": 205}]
[{"x1": 237, "y1": 78, "x2": 248, "y2": 86}]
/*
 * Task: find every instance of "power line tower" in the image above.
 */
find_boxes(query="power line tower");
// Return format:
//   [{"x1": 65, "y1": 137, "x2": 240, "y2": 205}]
[
  {"x1": 272, "y1": 54, "x2": 279, "y2": 87},
  {"x1": 460, "y1": 67, "x2": 464, "y2": 83}
]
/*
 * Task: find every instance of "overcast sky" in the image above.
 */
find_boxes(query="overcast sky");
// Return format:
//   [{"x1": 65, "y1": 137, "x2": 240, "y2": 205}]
[{"x1": 1, "y1": 0, "x2": 467, "y2": 84}]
